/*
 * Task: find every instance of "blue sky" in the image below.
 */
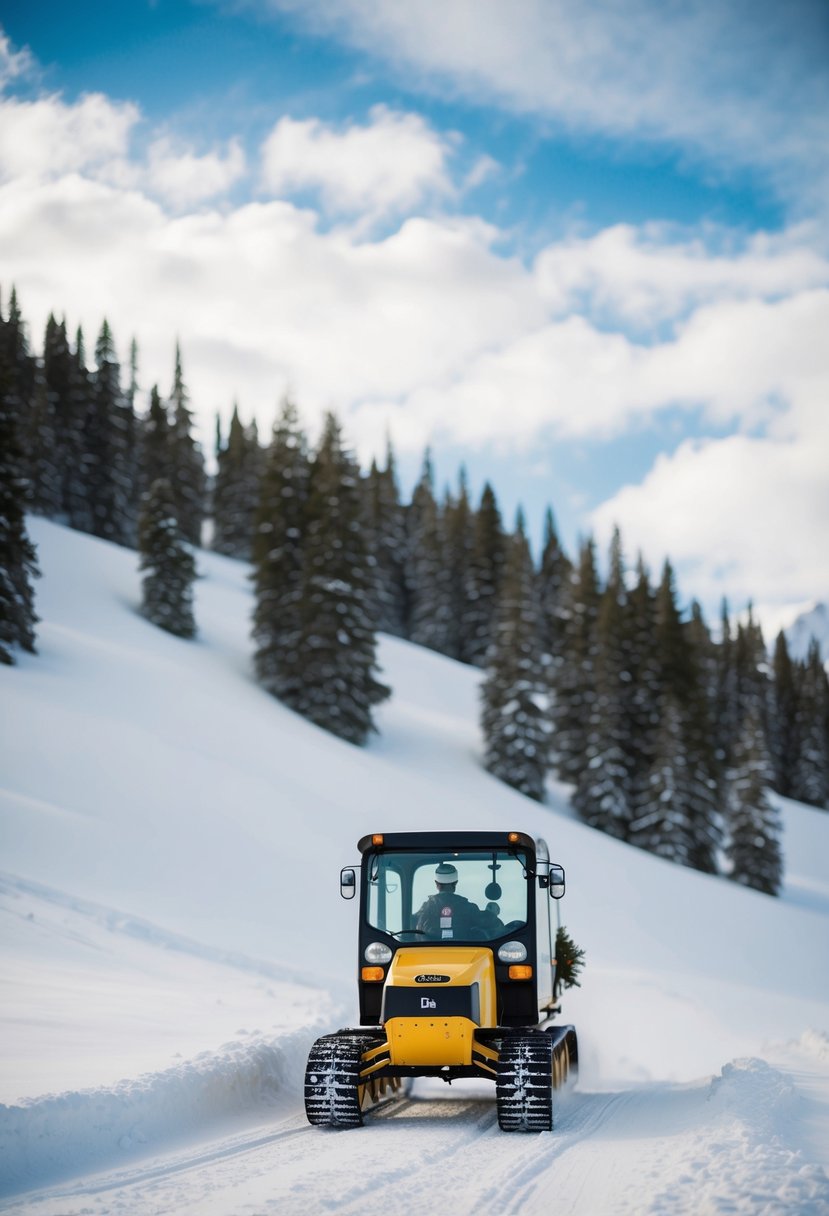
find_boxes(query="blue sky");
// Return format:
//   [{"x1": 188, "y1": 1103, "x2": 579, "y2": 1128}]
[{"x1": 1, "y1": 0, "x2": 828, "y2": 633}]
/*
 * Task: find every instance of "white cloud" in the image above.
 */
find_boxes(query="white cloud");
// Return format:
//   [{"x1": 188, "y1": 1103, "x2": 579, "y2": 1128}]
[
  {"x1": 0, "y1": 69, "x2": 826, "y2": 626},
  {"x1": 589, "y1": 433, "x2": 829, "y2": 630},
  {"x1": 260, "y1": 105, "x2": 455, "y2": 219},
  {"x1": 534, "y1": 224, "x2": 829, "y2": 330},
  {"x1": 259, "y1": 0, "x2": 829, "y2": 212},
  {"x1": 145, "y1": 136, "x2": 246, "y2": 208},
  {"x1": 0, "y1": 93, "x2": 139, "y2": 184},
  {"x1": 0, "y1": 32, "x2": 34, "y2": 89}
]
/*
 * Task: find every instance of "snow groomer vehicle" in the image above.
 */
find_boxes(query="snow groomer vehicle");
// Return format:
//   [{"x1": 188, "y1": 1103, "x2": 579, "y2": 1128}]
[{"x1": 305, "y1": 830, "x2": 579, "y2": 1131}]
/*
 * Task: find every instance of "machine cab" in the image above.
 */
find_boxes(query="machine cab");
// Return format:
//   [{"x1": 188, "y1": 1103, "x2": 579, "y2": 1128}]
[{"x1": 346, "y1": 831, "x2": 565, "y2": 1028}]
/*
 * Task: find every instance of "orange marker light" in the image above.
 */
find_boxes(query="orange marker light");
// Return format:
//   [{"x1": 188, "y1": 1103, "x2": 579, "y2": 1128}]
[
  {"x1": 361, "y1": 966, "x2": 385, "y2": 982},
  {"x1": 372, "y1": 834, "x2": 384, "y2": 845},
  {"x1": 508, "y1": 965, "x2": 533, "y2": 981},
  {"x1": 508, "y1": 832, "x2": 520, "y2": 843}
]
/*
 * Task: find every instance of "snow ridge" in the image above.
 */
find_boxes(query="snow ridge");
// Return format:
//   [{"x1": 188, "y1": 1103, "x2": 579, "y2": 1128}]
[{"x1": 0, "y1": 1025, "x2": 320, "y2": 1200}]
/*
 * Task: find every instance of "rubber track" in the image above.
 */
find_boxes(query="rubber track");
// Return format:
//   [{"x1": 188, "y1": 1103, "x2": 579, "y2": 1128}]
[
  {"x1": 304, "y1": 1032, "x2": 382, "y2": 1128},
  {"x1": 496, "y1": 1034, "x2": 554, "y2": 1132}
]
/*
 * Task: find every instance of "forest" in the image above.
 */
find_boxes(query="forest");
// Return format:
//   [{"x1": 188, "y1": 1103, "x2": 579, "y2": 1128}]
[{"x1": 2, "y1": 288, "x2": 828, "y2": 897}]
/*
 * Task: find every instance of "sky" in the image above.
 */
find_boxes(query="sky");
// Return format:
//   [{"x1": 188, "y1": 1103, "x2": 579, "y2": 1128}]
[{"x1": 1, "y1": 0, "x2": 828, "y2": 636}]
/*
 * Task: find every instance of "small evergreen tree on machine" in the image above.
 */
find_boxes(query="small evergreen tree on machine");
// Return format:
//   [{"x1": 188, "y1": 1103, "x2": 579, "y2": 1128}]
[
  {"x1": 138, "y1": 478, "x2": 196, "y2": 639},
  {"x1": 0, "y1": 388, "x2": 39, "y2": 664},
  {"x1": 553, "y1": 926, "x2": 586, "y2": 1000}
]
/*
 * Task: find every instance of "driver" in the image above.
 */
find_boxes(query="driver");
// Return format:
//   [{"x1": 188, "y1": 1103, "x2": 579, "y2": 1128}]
[{"x1": 415, "y1": 862, "x2": 503, "y2": 940}]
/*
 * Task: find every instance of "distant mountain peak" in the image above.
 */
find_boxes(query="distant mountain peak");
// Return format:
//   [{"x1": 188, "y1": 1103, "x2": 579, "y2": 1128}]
[{"x1": 785, "y1": 602, "x2": 829, "y2": 662}]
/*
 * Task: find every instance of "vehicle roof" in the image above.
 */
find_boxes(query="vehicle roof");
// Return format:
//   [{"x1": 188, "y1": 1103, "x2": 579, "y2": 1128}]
[{"x1": 357, "y1": 831, "x2": 537, "y2": 855}]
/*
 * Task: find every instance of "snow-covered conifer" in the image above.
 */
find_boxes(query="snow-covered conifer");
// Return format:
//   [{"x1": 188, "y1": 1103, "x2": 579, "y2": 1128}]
[
  {"x1": 212, "y1": 405, "x2": 263, "y2": 559},
  {"x1": 167, "y1": 343, "x2": 205, "y2": 547},
  {"x1": 138, "y1": 478, "x2": 196, "y2": 638},
  {"x1": 361, "y1": 439, "x2": 408, "y2": 637},
  {"x1": 465, "y1": 482, "x2": 506, "y2": 667},
  {"x1": 251, "y1": 397, "x2": 310, "y2": 706},
  {"x1": 791, "y1": 641, "x2": 829, "y2": 808},
  {"x1": 0, "y1": 364, "x2": 39, "y2": 663},
  {"x1": 407, "y1": 450, "x2": 454, "y2": 656},
  {"x1": 573, "y1": 528, "x2": 634, "y2": 839},
  {"x1": 481, "y1": 512, "x2": 549, "y2": 800},
  {"x1": 292, "y1": 412, "x2": 389, "y2": 744},
  {"x1": 724, "y1": 705, "x2": 783, "y2": 895}
]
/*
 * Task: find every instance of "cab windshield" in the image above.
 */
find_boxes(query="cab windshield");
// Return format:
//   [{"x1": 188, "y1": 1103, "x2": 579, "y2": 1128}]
[{"x1": 365, "y1": 849, "x2": 529, "y2": 942}]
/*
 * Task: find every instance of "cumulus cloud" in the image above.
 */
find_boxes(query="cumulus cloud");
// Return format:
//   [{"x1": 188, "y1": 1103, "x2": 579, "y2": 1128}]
[
  {"x1": 0, "y1": 31, "x2": 34, "y2": 88},
  {"x1": 534, "y1": 224, "x2": 829, "y2": 330},
  {"x1": 260, "y1": 105, "x2": 455, "y2": 219},
  {"x1": 0, "y1": 88, "x2": 248, "y2": 209},
  {"x1": 144, "y1": 136, "x2": 246, "y2": 208},
  {"x1": 590, "y1": 433, "x2": 829, "y2": 631},
  {"x1": 257, "y1": 0, "x2": 829, "y2": 212},
  {"x1": 0, "y1": 51, "x2": 826, "y2": 624},
  {"x1": 0, "y1": 93, "x2": 139, "y2": 184}
]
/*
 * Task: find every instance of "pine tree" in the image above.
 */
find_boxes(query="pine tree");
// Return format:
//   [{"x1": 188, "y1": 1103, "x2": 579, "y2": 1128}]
[
  {"x1": 251, "y1": 397, "x2": 311, "y2": 706},
  {"x1": 66, "y1": 326, "x2": 93, "y2": 531},
  {"x1": 0, "y1": 328, "x2": 39, "y2": 663},
  {"x1": 770, "y1": 631, "x2": 798, "y2": 799},
  {"x1": 573, "y1": 527, "x2": 635, "y2": 840},
  {"x1": 138, "y1": 385, "x2": 171, "y2": 500},
  {"x1": 537, "y1": 507, "x2": 572, "y2": 690},
  {"x1": 465, "y1": 482, "x2": 506, "y2": 667},
  {"x1": 291, "y1": 412, "x2": 390, "y2": 744},
  {"x1": 791, "y1": 641, "x2": 829, "y2": 808},
  {"x1": 25, "y1": 369, "x2": 62, "y2": 516},
  {"x1": 725, "y1": 705, "x2": 783, "y2": 895},
  {"x1": 212, "y1": 404, "x2": 262, "y2": 559},
  {"x1": 629, "y1": 562, "x2": 720, "y2": 871},
  {"x1": 481, "y1": 511, "x2": 549, "y2": 800},
  {"x1": 167, "y1": 343, "x2": 205, "y2": 547},
  {"x1": 83, "y1": 320, "x2": 137, "y2": 545},
  {"x1": 361, "y1": 439, "x2": 409, "y2": 637},
  {"x1": 408, "y1": 450, "x2": 454, "y2": 655},
  {"x1": 550, "y1": 536, "x2": 600, "y2": 785},
  {"x1": 442, "y1": 469, "x2": 475, "y2": 662},
  {"x1": 43, "y1": 315, "x2": 87, "y2": 525},
  {"x1": 138, "y1": 478, "x2": 196, "y2": 638},
  {"x1": 631, "y1": 692, "x2": 702, "y2": 864},
  {"x1": 626, "y1": 555, "x2": 661, "y2": 806}
]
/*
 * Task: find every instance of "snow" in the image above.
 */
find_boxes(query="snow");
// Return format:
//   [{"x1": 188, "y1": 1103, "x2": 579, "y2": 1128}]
[
  {"x1": 785, "y1": 600, "x2": 829, "y2": 663},
  {"x1": 1, "y1": 517, "x2": 828, "y2": 1214}
]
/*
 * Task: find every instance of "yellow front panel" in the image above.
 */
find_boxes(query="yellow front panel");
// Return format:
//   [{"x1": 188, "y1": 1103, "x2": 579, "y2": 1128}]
[
  {"x1": 382, "y1": 947, "x2": 498, "y2": 1068},
  {"x1": 386, "y1": 1016, "x2": 477, "y2": 1066},
  {"x1": 385, "y1": 947, "x2": 497, "y2": 1026}
]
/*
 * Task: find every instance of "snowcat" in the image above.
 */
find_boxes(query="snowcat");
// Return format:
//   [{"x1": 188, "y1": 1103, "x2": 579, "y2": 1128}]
[{"x1": 304, "y1": 830, "x2": 578, "y2": 1132}]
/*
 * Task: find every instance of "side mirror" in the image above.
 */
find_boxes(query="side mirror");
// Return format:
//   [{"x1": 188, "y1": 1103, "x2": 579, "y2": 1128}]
[
  {"x1": 340, "y1": 867, "x2": 357, "y2": 900},
  {"x1": 549, "y1": 864, "x2": 565, "y2": 900}
]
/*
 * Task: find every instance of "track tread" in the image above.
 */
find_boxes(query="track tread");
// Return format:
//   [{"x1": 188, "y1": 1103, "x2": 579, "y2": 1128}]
[
  {"x1": 496, "y1": 1033, "x2": 554, "y2": 1132},
  {"x1": 304, "y1": 1031, "x2": 383, "y2": 1128}
]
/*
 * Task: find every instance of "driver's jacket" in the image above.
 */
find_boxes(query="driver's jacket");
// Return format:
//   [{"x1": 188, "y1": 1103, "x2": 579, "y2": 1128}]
[{"x1": 415, "y1": 892, "x2": 501, "y2": 940}]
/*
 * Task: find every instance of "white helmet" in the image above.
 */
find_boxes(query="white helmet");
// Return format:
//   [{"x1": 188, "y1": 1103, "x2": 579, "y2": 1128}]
[{"x1": 435, "y1": 862, "x2": 458, "y2": 885}]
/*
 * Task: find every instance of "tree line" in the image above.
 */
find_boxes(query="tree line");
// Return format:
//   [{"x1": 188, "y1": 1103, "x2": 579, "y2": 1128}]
[{"x1": 2, "y1": 288, "x2": 828, "y2": 896}]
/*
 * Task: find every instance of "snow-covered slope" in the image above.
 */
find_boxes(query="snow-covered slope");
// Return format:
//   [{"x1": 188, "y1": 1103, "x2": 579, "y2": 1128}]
[{"x1": 1, "y1": 519, "x2": 828, "y2": 1214}]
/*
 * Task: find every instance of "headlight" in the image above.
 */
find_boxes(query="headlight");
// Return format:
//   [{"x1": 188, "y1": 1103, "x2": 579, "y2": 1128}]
[
  {"x1": 364, "y1": 941, "x2": 393, "y2": 964},
  {"x1": 498, "y1": 940, "x2": 527, "y2": 963}
]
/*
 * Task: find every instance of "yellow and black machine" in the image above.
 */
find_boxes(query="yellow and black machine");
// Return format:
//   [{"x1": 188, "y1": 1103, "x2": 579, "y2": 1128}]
[{"x1": 305, "y1": 830, "x2": 578, "y2": 1132}]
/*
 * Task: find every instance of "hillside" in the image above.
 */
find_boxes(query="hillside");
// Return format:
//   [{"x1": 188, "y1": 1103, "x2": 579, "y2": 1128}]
[{"x1": 1, "y1": 518, "x2": 828, "y2": 1214}]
